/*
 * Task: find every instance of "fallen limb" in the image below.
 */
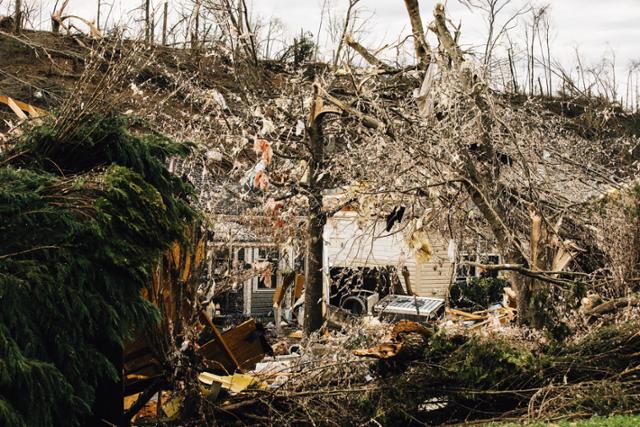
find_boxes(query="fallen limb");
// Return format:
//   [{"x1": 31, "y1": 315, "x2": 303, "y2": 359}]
[
  {"x1": 585, "y1": 297, "x2": 640, "y2": 316},
  {"x1": 344, "y1": 34, "x2": 392, "y2": 71},
  {"x1": 314, "y1": 83, "x2": 386, "y2": 131}
]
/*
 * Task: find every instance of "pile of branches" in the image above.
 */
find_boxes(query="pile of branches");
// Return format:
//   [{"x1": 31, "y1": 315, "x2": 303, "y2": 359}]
[
  {"x1": 363, "y1": 321, "x2": 640, "y2": 425},
  {"x1": 199, "y1": 320, "x2": 640, "y2": 426},
  {"x1": 0, "y1": 112, "x2": 195, "y2": 426}
]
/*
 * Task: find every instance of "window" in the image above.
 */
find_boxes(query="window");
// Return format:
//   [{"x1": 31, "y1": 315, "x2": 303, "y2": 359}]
[
  {"x1": 455, "y1": 254, "x2": 476, "y2": 280},
  {"x1": 456, "y1": 253, "x2": 500, "y2": 281},
  {"x1": 254, "y1": 248, "x2": 279, "y2": 290}
]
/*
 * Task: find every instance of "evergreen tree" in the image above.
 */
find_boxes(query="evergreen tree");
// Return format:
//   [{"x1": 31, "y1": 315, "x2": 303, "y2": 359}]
[{"x1": 0, "y1": 114, "x2": 196, "y2": 426}]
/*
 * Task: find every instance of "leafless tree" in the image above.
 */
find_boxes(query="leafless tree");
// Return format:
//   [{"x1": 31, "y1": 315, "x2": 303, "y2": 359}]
[
  {"x1": 459, "y1": 0, "x2": 530, "y2": 80},
  {"x1": 14, "y1": 0, "x2": 22, "y2": 32},
  {"x1": 332, "y1": 0, "x2": 361, "y2": 68}
]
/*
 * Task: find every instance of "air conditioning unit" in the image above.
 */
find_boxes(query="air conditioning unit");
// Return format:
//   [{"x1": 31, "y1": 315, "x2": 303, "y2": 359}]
[{"x1": 374, "y1": 295, "x2": 445, "y2": 322}]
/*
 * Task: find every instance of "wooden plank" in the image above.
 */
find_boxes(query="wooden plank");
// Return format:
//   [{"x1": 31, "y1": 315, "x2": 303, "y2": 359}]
[
  {"x1": 446, "y1": 308, "x2": 486, "y2": 321},
  {"x1": 199, "y1": 310, "x2": 243, "y2": 373},
  {"x1": 198, "y1": 318, "x2": 271, "y2": 373},
  {"x1": 272, "y1": 285, "x2": 285, "y2": 307},
  {"x1": 0, "y1": 94, "x2": 47, "y2": 118},
  {"x1": 294, "y1": 274, "x2": 304, "y2": 300},
  {"x1": 4, "y1": 96, "x2": 27, "y2": 119}
]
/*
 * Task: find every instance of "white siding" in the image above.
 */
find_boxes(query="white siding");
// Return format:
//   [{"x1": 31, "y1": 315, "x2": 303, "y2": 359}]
[{"x1": 323, "y1": 213, "x2": 453, "y2": 298}]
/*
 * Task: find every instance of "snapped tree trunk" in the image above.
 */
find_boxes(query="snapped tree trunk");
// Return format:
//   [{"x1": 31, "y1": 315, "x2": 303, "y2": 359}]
[
  {"x1": 505, "y1": 257, "x2": 536, "y2": 327},
  {"x1": 403, "y1": 0, "x2": 431, "y2": 69},
  {"x1": 429, "y1": 3, "x2": 545, "y2": 328}
]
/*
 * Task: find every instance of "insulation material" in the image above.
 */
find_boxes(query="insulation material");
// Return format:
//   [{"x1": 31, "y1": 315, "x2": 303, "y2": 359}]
[
  {"x1": 253, "y1": 138, "x2": 273, "y2": 166},
  {"x1": 406, "y1": 229, "x2": 433, "y2": 264}
]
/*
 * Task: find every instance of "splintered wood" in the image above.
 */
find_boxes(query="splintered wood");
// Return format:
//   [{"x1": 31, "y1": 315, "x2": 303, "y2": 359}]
[
  {"x1": 353, "y1": 320, "x2": 431, "y2": 359},
  {"x1": 0, "y1": 94, "x2": 47, "y2": 119},
  {"x1": 445, "y1": 306, "x2": 517, "y2": 329}
]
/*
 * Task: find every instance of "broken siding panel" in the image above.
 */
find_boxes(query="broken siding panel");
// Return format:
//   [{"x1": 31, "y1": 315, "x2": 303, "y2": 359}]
[
  {"x1": 325, "y1": 216, "x2": 406, "y2": 268},
  {"x1": 414, "y1": 240, "x2": 453, "y2": 297}
]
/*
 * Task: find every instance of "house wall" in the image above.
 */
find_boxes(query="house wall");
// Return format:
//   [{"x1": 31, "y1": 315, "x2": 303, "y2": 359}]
[
  {"x1": 323, "y1": 212, "x2": 454, "y2": 298},
  {"x1": 250, "y1": 289, "x2": 275, "y2": 318}
]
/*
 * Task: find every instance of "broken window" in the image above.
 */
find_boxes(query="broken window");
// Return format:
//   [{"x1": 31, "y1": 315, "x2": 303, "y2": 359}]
[{"x1": 253, "y1": 247, "x2": 279, "y2": 290}]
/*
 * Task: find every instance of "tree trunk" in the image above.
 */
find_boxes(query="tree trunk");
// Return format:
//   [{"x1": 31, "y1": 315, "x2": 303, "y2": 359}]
[
  {"x1": 191, "y1": 0, "x2": 200, "y2": 50},
  {"x1": 144, "y1": 0, "x2": 150, "y2": 44},
  {"x1": 14, "y1": 0, "x2": 23, "y2": 32},
  {"x1": 403, "y1": 0, "x2": 431, "y2": 69},
  {"x1": 96, "y1": 0, "x2": 101, "y2": 32},
  {"x1": 162, "y1": 1, "x2": 168, "y2": 46},
  {"x1": 304, "y1": 206, "x2": 325, "y2": 335},
  {"x1": 303, "y1": 88, "x2": 326, "y2": 335},
  {"x1": 91, "y1": 340, "x2": 125, "y2": 426},
  {"x1": 429, "y1": 4, "x2": 543, "y2": 328}
]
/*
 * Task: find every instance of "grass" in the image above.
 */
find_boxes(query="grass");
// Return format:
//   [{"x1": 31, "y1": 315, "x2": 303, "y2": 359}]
[{"x1": 491, "y1": 414, "x2": 640, "y2": 426}]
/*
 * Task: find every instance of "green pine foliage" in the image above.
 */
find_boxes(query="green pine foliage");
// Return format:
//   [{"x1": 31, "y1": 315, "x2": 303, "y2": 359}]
[{"x1": 0, "y1": 114, "x2": 196, "y2": 426}]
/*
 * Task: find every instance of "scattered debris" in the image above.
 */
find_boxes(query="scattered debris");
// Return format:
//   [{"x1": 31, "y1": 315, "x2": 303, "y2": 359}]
[
  {"x1": 444, "y1": 305, "x2": 517, "y2": 329},
  {"x1": 353, "y1": 320, "x2": 432, "y2": 359}
]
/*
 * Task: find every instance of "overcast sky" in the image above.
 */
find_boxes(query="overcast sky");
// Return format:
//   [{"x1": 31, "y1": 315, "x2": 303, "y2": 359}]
[
  {"x1": 9, "y1": 0, "x2": 640, "y2": 97},
  {"x1": 255, "y1": 0, "x2": 639, "y2": 68}
]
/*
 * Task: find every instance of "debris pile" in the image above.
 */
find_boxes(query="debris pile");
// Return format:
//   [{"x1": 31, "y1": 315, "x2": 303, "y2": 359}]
[{"x1": 1, "y1": 2, "x2": 640, "y2": 425}]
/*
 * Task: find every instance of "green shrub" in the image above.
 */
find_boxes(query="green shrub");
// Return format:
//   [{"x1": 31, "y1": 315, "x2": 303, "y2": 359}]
[{"x1": 449, "y1": 277, "x2": 509, "y2": 310}]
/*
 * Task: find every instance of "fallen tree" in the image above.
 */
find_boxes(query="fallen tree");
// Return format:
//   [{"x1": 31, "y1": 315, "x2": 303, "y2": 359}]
[
  {"x1": 201, "y1": 319, "x2": 640, "y2": 426},
  {"x1": 0, "y1": 112, "x2": 196, "y2": 426}
]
